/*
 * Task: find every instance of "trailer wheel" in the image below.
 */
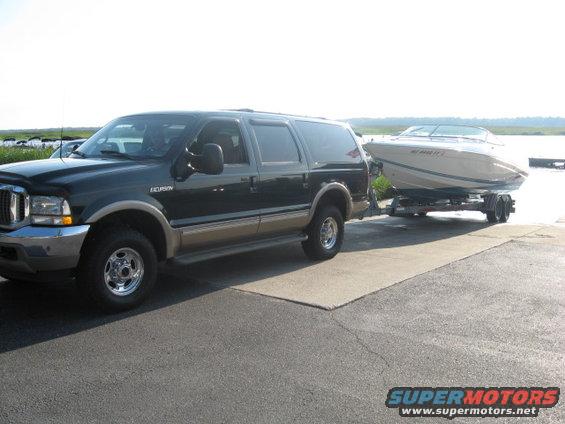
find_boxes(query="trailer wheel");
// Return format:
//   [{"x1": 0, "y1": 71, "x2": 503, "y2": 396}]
[
  {"x1": 499, "y1": 196, "x2": 512, "y2": 223},
  {"x1": 486, "y1": 195, "x2": 504, "y2": 223},
  {"x1": 417, "y1": 212, "x2": 427, "y2": 217}
]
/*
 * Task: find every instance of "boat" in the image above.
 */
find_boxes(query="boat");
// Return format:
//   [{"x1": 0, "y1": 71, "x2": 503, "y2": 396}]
[{"x1": 363, "y1": 125, "x2": 529, "y2": 201}]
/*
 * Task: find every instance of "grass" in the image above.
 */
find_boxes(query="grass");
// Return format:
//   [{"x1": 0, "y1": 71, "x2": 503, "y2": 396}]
[
  {"x1": 0, "y1": 129, "x2": 97, "y2": 141},
  {"x1": 354, "y1": 126, "x2": 406, "y2": 135},
  {"x1": 0, "y1": 147, "x2": 54, "y2": 165},
  {"x1": 371, "y1": 175, "x2": 395, "y2": 200},
  {"x1": 354, "y1": 126, "x2": 565, "y2": 136}
]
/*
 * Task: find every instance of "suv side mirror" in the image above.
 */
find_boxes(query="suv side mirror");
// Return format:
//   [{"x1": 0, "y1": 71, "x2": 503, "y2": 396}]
[
  {"x1": 173, "y1": 143, "x2": 224, "y2": 182},
  {"x1": 200, "y1": 143, "x2": 224, "y2": 175}
]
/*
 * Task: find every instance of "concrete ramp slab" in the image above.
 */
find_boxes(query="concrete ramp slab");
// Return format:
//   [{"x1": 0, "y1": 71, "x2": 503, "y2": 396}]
[{"x1": 187, "y1": 216, "x2": 562, "y2": 309}]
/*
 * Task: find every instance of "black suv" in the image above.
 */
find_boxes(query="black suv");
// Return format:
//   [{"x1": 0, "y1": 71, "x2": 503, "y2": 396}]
[{"x1": 0, "y1": 110, "x2": 369, "y2": 310}]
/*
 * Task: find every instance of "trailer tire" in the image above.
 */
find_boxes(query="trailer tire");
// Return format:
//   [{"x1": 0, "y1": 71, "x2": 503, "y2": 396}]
[
  {"x1": 486, "y1": 195, "x2": 504, "y2": 223},
  {"x1": 499, "y1": 196, "x2": 511, "y2": 223}
]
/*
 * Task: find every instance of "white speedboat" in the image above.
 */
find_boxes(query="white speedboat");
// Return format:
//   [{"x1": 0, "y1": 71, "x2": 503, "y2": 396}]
[{"x1": 364, "y1": 125, "x2": 529, "y2": 200}]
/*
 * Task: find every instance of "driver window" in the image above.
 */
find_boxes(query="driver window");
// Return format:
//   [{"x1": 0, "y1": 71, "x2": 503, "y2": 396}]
[{"x1": 189, "y1": 121, "x2": 248, "y2": 165}]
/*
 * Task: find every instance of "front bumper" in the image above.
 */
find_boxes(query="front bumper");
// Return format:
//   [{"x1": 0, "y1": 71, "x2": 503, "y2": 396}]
[{"x1": 0, "y1": 225, "x2": 90, "y2": 274}]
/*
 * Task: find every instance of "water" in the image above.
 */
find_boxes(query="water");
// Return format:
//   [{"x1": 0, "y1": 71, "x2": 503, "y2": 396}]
[{"x1": 499, "y1": 135, "x2": 565, "y2": 160}]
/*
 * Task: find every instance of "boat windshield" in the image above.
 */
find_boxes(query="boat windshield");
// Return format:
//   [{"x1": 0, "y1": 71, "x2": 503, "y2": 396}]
[
  {"x1": 399, "y1": 125, "x2": 437, "y2": 137},
  {"x1": 399, "y1": 125, "x2": 489, "y2": 141}
]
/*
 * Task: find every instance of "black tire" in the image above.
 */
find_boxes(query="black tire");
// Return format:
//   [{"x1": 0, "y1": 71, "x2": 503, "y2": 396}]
[
  {"x1": 486, "y1": 195, "x2": 504, "y2": 223},
  {"x1": 417, "y1": 212, "x2": 427, "y2": 217},
  {"x1": 499, "y1": 196, "x2": 511, "y2": 223},
  {"x1": 77, "y1": 227, "x2": 158, "y2": 312},
  {"x1": 302, "y1": 205, "x2": 344, "y2": 261}
]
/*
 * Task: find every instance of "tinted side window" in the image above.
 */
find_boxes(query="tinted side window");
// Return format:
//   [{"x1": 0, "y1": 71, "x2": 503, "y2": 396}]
[
  {"x1": 189, "y1": 120, "x2": 248, "y2": 164},
  {"x1": 295, "y1": 121, "x2": 361, "y2": 163},
  {"x1": 252, "y1": 124, "x2": 300, "y2": 163}
]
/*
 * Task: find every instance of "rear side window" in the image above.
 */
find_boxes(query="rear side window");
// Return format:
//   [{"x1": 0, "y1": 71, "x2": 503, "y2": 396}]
[
  {"x1": 295, "y1": 121, "x2": 361, "y2": 164},
  {"x1": 252, "y1": 124, "x2": 300, "y2": 163}
]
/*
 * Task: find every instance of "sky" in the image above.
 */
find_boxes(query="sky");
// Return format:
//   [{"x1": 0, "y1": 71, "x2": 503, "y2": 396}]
[{"x1": 0, "y1": 0, "x2": 564, "y2": 129}]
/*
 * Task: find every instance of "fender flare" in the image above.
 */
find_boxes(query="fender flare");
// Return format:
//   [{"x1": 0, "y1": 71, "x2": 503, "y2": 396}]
[
  {"x1": 84, "y1": 200, "x2": 179, "y2": 258},
  {"x1": 308, "y1": 182, "x2": 353, "y2": 222}
]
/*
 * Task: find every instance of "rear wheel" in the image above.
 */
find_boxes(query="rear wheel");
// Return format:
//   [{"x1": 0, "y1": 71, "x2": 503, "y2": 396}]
[
  {"x1": 302, "y1": 205, "x2": 344, "y2": 260},
  {"x1": 77, "y1": 227, "x2": 157, "y2": 312}
]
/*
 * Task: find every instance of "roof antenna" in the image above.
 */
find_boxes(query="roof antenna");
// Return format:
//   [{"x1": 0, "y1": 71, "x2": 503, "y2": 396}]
[{"x1": 59, "y1": 88, "x2": 65, "y2": 160}]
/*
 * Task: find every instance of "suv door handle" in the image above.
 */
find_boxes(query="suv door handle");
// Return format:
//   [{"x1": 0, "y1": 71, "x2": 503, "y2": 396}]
[
  {"x1": 242, "y1": 176, "x2": 258, "y2": 193},
  {"x1": 302, "y1": 173, "x2": 309, "y2": 189}
]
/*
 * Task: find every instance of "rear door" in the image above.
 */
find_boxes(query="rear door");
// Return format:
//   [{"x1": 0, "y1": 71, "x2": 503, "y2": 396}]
[{"x1": 245, "y1": 118, "x2": 310, "y2": 235}]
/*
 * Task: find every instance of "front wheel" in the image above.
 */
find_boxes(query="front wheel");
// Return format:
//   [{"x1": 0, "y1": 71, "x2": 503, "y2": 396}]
[
  {"x1": 77, "y1": 228, "x2": 158, "y2": 312},
  {"x1": 302, "y1": 205, "x2": 344, "y2": 260}
]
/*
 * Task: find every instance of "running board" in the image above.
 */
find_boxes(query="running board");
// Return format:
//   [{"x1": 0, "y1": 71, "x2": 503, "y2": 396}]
[{"x1": 169, "y1": 233, "x2": 308, "y2": 265}]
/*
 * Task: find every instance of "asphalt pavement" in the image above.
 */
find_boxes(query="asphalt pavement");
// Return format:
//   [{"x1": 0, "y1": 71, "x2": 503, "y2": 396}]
[{"x1": 1, "y1": 237, "x2": 563, "y2": 423}]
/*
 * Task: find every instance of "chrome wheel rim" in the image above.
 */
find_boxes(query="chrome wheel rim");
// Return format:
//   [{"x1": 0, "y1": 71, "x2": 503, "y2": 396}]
[
  {"x1": 104, "y1": 248, "x2": 144, "y2": 296},
  {"x1": 320, "y1": 217, "x2": 338, "y2": 249}
]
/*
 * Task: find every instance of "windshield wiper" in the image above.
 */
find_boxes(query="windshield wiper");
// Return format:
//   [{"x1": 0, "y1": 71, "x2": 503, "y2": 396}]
[
  {"x1": 70, "y1": 150, "x2": 87, "y2": 158},
  {"x1": 99, "y1": 150, "x2": 136, "y2": 160}
]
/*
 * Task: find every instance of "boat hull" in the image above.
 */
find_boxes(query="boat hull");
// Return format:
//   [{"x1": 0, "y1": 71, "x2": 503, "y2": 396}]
[{"x1": 364, "y1": 140, "x2": 528, "y2": 200}]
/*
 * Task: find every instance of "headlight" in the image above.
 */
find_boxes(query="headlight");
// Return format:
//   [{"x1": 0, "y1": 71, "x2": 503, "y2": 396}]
[{"x1": 30, "y1": 196, "x2": 73, "y2": 225}]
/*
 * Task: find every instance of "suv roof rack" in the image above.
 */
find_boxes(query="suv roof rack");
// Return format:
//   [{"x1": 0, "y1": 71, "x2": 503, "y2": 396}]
[{"x1": 224, "y1": 109, "x2": 327, "y2": 120}]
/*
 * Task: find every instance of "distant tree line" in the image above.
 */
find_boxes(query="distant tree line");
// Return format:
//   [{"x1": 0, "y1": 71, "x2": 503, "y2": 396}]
[{"x1": 345, "y1": 117, "x2": 565, "y2": 127}]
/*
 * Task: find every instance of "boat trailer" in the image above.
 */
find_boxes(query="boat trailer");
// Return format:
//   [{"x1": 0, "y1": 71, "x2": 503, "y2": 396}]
[{"x1": 367, "y1": 193, "x2": 515, "y2": 223}]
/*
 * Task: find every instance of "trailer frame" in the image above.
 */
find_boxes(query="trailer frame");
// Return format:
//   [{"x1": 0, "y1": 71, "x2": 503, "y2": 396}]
[{"x1": 365, "y1": 165, "x2": 516, "y2": 223}]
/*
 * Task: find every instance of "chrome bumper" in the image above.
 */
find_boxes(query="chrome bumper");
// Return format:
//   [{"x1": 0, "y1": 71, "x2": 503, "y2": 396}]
[{"x1": 0, "y1": 225, "x2": 90, "y2": 274}]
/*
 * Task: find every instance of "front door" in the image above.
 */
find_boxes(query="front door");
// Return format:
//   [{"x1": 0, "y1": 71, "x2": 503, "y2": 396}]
[{"x1": 171, "y1": 118, "x2": 261, "y2": 251}]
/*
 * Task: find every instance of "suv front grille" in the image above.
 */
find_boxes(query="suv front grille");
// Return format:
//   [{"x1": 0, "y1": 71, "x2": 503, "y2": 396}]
[
  {"x1": 0, "y1": 185, "x2": 28, "y2": 228},
  {"x1": 0, "y1": 190, "x2": 12, "y2": 225}
]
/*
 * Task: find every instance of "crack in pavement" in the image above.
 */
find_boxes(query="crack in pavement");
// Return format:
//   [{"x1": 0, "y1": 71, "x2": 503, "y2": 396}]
[{"x1": 329, "y1": 310, "x2": 391, "y2": 371}]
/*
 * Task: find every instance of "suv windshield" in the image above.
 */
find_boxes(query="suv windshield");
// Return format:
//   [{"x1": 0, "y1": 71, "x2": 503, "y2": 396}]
[{"x1": 76, "y1": 115, "x2": 195, "y2": 159}]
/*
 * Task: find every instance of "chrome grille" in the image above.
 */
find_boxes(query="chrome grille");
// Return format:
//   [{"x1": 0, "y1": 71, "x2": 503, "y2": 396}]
[
  {"x1": 0, "y1": 185, "x2": 29, "y2": 228},
  {"x1": 0, "y1": 190, "x2": 11, "y2": 225}
]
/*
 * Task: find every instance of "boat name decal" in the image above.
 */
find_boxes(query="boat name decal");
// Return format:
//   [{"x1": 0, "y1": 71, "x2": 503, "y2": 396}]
[{"x1": 410, "y1": 149, "x2": 444, "y2": 156}]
